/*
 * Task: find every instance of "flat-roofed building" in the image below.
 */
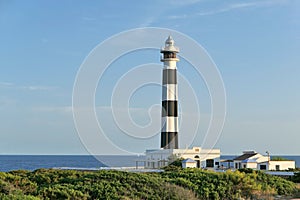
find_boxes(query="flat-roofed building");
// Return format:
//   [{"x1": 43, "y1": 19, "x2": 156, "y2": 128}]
[{"x1": 145, "y1": 147, "x2": 221, "y2": 169}]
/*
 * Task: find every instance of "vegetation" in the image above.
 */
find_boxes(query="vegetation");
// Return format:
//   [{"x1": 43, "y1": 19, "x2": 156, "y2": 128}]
[
  {"x1": 271, "y1": 156, "x2": 291, "y2": 161},
  {"x1": 0, "y1": 169, "x2": 196, "y2": 200},
  {"x1": 162, "y1": 168, "x2": 298, "y2": 199},
  {"x1": 292, "y1": 172, "x2": 300, "y2": 183},
  {"x1": 0, "y1": 168, "x2": 299, "y2": 200},
  {"x1": 168, "y1": 158, "x2": 184, "y2": 168}
]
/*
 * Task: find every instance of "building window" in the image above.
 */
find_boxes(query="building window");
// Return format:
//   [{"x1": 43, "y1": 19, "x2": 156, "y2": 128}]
[
  {"x1": 206, "y1": 159, "x2": 214, "y2": 168},
  {"x1": 260, "y1": 165, "x2": 266, "y2": 170},
  {"x1": 235, "y1": 163, "x2": 238, "y2": 169},
  {"x1": 215, "y1": 162, "x2": 220, "y2": 166},
  {"x1": 276, "y1": 165, "x2": 280, "y2": 171}
]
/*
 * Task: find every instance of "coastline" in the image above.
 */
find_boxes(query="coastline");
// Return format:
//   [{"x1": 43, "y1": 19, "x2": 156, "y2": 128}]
[{"x1": 0, "y1": 154, "x2": 299, "y2": 172}]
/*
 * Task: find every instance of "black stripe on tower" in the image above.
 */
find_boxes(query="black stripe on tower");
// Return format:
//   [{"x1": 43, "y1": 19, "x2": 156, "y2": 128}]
[
  {"x1": 161, "y1": 132, "x2": 178, "y2": 149},
  {"x1": 163, "y1": 69, "x2": 177, "y2": 84},
  {"x1": 161, "y1": 100, "x2": 178, "y2": 117}
]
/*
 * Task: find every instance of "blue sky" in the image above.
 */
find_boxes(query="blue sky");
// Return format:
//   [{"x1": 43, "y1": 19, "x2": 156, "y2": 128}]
[{"x1": 0, "y1": 0, "x2": 299, "y2": 155}]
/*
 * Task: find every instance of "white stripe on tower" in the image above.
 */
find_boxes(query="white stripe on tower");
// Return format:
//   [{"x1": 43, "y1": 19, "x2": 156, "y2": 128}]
[
  {"x1": 162, "y1": 84, "x2": 177, "y2": 101},
  {"x1": 160, "y1": 36, "x2": 179, "y2": 149}
]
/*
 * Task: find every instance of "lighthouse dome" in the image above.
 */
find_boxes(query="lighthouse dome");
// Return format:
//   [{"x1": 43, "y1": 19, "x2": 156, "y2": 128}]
[
  {"x1": 161, "y1": 35, "x2": 179, "y2": 53},
  {"x1": 165, "y1": 35, "x2": 174, "y2": 46}
]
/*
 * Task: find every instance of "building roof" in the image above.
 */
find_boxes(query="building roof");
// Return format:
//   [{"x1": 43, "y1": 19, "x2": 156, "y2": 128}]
[
  {"x1": 182, "y1": 158, "x2": 196, "y2": 163},
  {"x1": 233, "y1": 153, "x2": 257, "y2": 161},
  {"x1": 220, "y1": 159, "x2": 234, "y2": 162}
]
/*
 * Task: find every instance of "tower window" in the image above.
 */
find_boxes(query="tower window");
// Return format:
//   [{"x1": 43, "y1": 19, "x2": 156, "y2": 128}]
[{"x1": 163, "y1": 52, "x2": 176, "y2": 59}]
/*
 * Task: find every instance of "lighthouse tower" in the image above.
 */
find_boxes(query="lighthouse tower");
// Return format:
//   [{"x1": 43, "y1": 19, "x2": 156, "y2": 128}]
[
  {"x1": 160, "y1": 36, "x2": 179, "y2": 149},
  {"x1": 144, "y1": 36, "x2": 220, "y2": 169}
]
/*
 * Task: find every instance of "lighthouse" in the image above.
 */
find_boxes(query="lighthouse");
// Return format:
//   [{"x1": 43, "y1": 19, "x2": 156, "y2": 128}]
[
  {"x1": 144, "y1": 36, "x2": 221, "y2": 169},
  {"x1": 160, "y1": 36, "x2": 179, "y2": 149}
]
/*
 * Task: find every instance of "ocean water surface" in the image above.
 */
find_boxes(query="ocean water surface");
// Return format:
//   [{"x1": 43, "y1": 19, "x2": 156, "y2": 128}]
[
  {"x1": 0, "y1": 155, "x2": 145, "y2": 172},
  {"x1": 0, "y1": 155, "x2": 299, "y2": 172}
]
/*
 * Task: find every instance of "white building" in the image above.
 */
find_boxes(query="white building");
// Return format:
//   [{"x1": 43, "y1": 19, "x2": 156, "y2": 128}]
[
  {"x1": 232, "y1": 151, "x2": 295, "y2": 171},
  {"x1": 182, "y1": 158, "x2": 197, "y2": 168},
  {"x1": 145, "y1": 147, "x2": 221, "y2": 169},
  {"x1": 257, "y1": 160, "x2": 295, "y2": 171},
  {"x1": 233, "y1": 151, "x2": 268, "y2": 169}
]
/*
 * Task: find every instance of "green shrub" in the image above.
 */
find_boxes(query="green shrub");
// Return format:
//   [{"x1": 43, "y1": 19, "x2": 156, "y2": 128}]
[
  {"x1": 0, "y1": 168, "x2": 298, "y2": 199},
  {"x1": 292, "y1": 172, "x2": 300, "y2": 183}
]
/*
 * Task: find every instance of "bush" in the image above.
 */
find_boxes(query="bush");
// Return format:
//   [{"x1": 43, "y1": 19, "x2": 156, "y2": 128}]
[
  {"x1": 0, "y1": 168, "x2": 298, "y2": 199},
  {"x1": 292, "y1": 172, "x2": 300, "y2": 183},
  {"x1": 238, "y1": 168, "x2": 254, "y2": 174},
  {"x1": 162, "y1": 168, "x2": 297, "y2": 199},
  {"x1": 271, "y1": 156, "x2": 290, "y2": 161},
  {"x1": 169, "y1": 158, "x2": 184, "y2": 167}
]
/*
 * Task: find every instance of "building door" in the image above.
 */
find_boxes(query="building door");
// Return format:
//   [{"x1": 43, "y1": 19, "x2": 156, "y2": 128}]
[{"x1": 194, "y1": 155, "x2": 200, "y2": 168}]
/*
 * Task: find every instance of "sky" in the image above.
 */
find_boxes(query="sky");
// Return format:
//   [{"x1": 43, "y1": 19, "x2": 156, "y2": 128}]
[{"x1": 0, "y1": 0, "x2": 299, "y2": 155}]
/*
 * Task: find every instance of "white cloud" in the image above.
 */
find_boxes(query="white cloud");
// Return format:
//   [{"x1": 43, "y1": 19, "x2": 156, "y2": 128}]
[
  {"x1": 166, "y1": 0, "x2": 290, "y2": 19},
  {"x1": 197, "y1": 0, "x2": 289, "y2": 16},
  {"x1": 35, "y1": 105, "x2": 160, "y2": 115},
  {"x1": 20, "y1": 85, "x2": 57, "y2": 91},
  {"x1": 139, "y1": 17, "x2": 156, "y2": 27},
  {"x1": 169, "y1": 0, "x2": 203, "y2": 6},
  {"x1": 0, "y1": 96, "x2": 17, "y2": 109},
  {"x1": 82, "y1": 16, "x2": 96, "y2": 21},
  {"x1": 138, "y1": 0, "x2": 202, "y2": 26},
  {"x1": 34, "y1": 106, "x2": 73, "y2": 114},
  {"x1": 167, "y1": 14, "x2": 188, "y2": 20},
  {"x1": 0, "y1": 82, "x2": 57, "y2": 91},
  {"x1": 0, "y1": 82, "x2": 14, "y2": 87}
]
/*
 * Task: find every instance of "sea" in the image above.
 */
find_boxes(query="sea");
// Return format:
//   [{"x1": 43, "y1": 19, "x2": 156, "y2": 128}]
[{"x1": 0, "y1": 155, "x2": 299, "y2": 172}]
